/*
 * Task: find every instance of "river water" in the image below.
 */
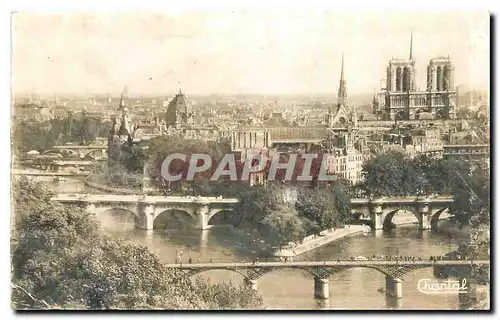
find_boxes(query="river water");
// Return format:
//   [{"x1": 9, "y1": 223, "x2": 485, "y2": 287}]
[{"x1": 46, "y1": 178, "x2": 477, "y2": 310}]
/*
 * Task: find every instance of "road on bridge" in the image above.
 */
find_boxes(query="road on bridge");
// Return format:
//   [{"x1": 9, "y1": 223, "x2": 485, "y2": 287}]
[{"x1": 164, "y1": 260, "x2": 490, "y2": 269}]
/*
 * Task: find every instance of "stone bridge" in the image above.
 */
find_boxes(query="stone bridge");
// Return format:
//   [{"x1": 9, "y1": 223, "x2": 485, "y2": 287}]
[
  {"x1": 16, "y1": 159, "x2": 94, "y2": 173},
  {"x1": 12, "y1": 169, "x2": 90, "y2": 177},
  {"x1": 350, "y1": 196, "x2": 454, "y2": 231},
  {"x1": 51, "y1": 194, "x2": 238, "y2": 230},
  {"x1": 167, "y1": 260, "x2": 490, "y2": 300},
  {"x1": 44, "y1": 144, "x2": 108, "y2": 159}
]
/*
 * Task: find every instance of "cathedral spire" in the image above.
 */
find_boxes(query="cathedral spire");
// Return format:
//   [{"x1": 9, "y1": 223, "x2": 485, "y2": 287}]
[
  {"x1": 119, "y1": 96, "x2": 125, "y2": 109},
  {"x1": 409, "y1": 30, "x2": 413, "y2": 60},
  {"x1": 340, "y1": 52, "x2": 345, "y2": 81},
  {"x1": 337, "y1": 53, "x2": 348, "y2": 107}
]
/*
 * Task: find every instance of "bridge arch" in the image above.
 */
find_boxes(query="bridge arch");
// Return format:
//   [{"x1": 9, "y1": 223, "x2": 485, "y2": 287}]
[
  {"x1": 430, "y1": 208, "x2": 448, "y2": 231},
  {"x1": 153, "y1": 208, "x2": 197, "y2": 229},
  {"x1": 95, "y1": 207, "x2": 140, "y2": 230},
  {"x1": 382, "y1": 209, "x2": 419, "y2": 230},
  {"x1": 182, "y1": 267, "x2": 251, "y2": 280},
  {"x1": 207, "y1": 208, "x2": 235, "y2": 226},
  {"x1": 95, "y1": 206, "x2": 138, "y2": 217}
]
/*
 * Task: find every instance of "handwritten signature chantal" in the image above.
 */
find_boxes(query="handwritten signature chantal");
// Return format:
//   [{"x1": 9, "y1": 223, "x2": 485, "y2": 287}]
[{"x1": 417, "y1": 278, "x2": 468, "y2": 295}]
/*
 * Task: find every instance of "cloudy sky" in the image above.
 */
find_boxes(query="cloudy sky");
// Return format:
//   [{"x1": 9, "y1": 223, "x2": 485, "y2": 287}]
[{"x1": 11, "y1": 11, "x2": 489, "y2": 95}]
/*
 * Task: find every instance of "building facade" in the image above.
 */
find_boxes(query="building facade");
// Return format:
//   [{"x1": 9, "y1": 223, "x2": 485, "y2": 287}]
[{"x1": 374, "y1": 35, "x2": 456, "y2": 121}]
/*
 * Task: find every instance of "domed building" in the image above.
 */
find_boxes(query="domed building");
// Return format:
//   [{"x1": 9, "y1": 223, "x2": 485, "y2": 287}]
[{"x1": 165, "y1": 89, "x2": 195, "y2": 129}]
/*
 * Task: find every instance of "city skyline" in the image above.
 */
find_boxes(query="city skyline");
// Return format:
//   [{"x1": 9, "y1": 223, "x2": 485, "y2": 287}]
[{"x1": 12, "y1": 11, "x2": 490, "y2": 96}]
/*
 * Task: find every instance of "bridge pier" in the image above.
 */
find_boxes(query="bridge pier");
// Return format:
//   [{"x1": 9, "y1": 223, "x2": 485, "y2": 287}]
[
  {"x1": 416, "y1": 202, "x2": 431, "y2": 230},
  {"x1": 244, "y1": 278, "x2": 258, "y2": 291},
  {"x1": 314, "y1": 278, "x2": 329, "y2": 299},
  {"x1": 370, "y1": 202, "x2": 384, "y2": 230},
  {"x1": 197, "y1": 205, "x2": 210, "y2": 230},
  {"x1": 137, "y1": 202, "x2": 155, "y2": 230},
  {"x1": 385, "y1": 276, "x2": 403, "y2": 299}
]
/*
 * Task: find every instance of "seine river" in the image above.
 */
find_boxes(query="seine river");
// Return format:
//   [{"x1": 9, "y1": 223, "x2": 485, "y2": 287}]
[{"x1": 48, "y1": 178, "x2": 476, "y2": 310}]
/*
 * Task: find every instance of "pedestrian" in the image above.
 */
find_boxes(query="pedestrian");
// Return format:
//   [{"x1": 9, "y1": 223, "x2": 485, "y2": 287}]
[{"x1": 188, "y1": 257, "x2": 192, "y2": 264}]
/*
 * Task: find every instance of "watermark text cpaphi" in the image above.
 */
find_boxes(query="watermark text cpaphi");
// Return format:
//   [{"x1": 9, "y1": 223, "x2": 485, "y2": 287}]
[{"x1": 160, "y1": 152, "x2": 339, "y2": 182}]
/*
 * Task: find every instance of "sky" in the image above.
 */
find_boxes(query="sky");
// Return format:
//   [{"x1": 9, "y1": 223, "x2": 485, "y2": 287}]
[{"x1": 11, "y1": 11, "x2": 490, "y2": 96}]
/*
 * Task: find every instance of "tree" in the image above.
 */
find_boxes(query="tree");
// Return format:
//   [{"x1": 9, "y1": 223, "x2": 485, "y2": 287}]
[
  {"x1": 262, "y1": 205, "x2": 306, "y2": 246},
  {"x1": 235, "y1": 182, "x2": 287, "y2": 226},
  {"x1": 360, "y1": 150, "x2": 410, "y2": 197},
  {"x1": 450, "y1": 161, "x2": 490, "y2": 226},
  {"x1": 122, "y1": 143, "x2": 150, "y2": 174},
  {"x1": 11, "y1": 176, "x2": 54, "y2": 225},
  {"x1": 295, "y1": 185, "x2": 350, "y2": 234},
  {"x1": 89, "y1": 161, "x2": 143, "y2": 190}
]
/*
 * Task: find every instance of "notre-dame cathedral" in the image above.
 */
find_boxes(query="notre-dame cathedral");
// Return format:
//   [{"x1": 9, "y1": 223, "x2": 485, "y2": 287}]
[{"x1": 373, "y1": 33, "x2": 456, "y2": 121}]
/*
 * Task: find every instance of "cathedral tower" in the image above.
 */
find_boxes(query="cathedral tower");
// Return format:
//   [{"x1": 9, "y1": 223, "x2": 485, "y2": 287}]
[
  {"x1": 386, "y1": 32, "x2": 416, "y2": 93},
  {"x1": 427, "y1": 57, "x2": 454, "y2": 91}
]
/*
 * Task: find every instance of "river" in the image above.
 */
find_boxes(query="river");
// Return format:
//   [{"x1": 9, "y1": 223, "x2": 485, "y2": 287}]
[{"x1": 47, "y1": 178, "x2": 475, "y2": 310}]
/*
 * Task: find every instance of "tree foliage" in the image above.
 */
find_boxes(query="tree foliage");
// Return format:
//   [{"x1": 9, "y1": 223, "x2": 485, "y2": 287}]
[
  {"x1": 12, "y1": 115, "x2": 111, "y2": 153},
  {"x1": 450, "y1": 161, "x2": 490, "y2": 227},
  {"x1": 89, "y1": 162, "x2": 143, "y2": 190},
  {"x1": 295, "y1": 184, "x2": 351, "y2": 234},
  {"x1": 262, "y1": 205, "x2": 306, "y2": 246},
  {"x1": 360, "y1": 151, "x2": 472, "y2": 198}
]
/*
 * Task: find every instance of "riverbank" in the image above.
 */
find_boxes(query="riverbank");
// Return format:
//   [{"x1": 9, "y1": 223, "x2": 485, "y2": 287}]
[{"x1": 273, "y1": 225, "x2": 371, "y2": 258}]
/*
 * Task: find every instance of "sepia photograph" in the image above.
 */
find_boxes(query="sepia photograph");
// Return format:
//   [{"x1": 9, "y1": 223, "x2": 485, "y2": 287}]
[{"x1": 9, "y1": 8, "x2": 490, "y2": 311}]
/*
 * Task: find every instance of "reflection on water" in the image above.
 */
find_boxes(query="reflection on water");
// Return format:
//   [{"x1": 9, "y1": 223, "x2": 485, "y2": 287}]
[{"x1": 99, "y1": 207, "x2": 475, "y2": 310}]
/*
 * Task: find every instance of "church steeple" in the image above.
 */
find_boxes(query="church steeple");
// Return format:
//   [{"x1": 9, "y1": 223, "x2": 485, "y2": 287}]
[
  {"x1": 117, "y1": 107, "x2": 131, "y2": 137},
  {"x1": 340, "y1": 52, "x2": 345, "y2": 81},
  {"x1": 119, "y1": 85, "x2": 128, "y2": 110},
  {"x1": 409, "y1": 30, "x2": 413, "y2": 60},
  {"x1": 337, "y1": 53, "x2": 348, "y2": 107}
]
